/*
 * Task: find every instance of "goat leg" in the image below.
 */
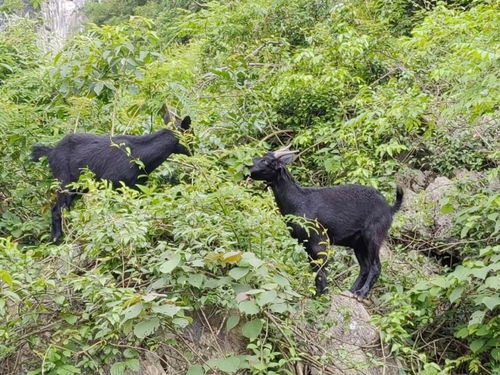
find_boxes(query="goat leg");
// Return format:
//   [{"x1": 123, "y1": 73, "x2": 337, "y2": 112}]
[
  {"x1": 350, "y1": 245, "x2": 370, "y2": 294},
  {"x1": 307, "y1": 240, "x2": 329, "y2": 296},
  {"x1": 51, "y1": 191, "x2": 76, "y2": 244},
  {"x1": 355, "y1": 256, "x2": 381, "y2": 297}
]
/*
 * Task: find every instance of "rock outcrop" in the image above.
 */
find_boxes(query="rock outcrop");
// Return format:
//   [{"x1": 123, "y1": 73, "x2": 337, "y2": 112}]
[
  {"x1": 126, "y1": 296, "x2": 401, "y2": 375},
  {"x1": 39, "y1": 0, "x2": 91, "y2": 52}
]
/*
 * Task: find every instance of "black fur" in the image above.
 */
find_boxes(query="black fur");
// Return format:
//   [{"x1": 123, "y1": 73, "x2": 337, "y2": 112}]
[
  {"x1": 250, "y1": 151, "x2": 403, "y2": 298},
  {"x1": 32, "y1": 117, "x2": 191, "y2": 244}
]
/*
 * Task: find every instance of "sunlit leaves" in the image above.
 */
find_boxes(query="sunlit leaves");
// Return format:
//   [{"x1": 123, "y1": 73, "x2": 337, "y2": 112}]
[
  {"x1": 226, "y1": 315, "x2": 240, "y2": 332},
  {"x1": 242, "y1": 319, "x2": 264, "y2": 340},
  {"x1": 186, "y1": 365, "x2": 205, "y2": 375},
  {"x1": 159, "y1": 254, "x2": 181, "y2": 274},
  {"x1": 133, "y1": 317, "x2": 160, "y2": 338}
]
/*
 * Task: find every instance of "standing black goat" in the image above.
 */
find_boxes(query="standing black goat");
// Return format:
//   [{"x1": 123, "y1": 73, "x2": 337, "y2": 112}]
[
  {"x1": 32, "y1": 109, "x2": 192, "y2": 244},
  {"x1": 249, "y1": 146, "x2": 403, "y2": 298}
]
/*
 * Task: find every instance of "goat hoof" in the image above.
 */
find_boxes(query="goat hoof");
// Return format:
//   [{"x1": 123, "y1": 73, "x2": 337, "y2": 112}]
[
  {"x1": 341, "y1": 290, "x2": 356, "y2": 298},
  {"x1": 314, "y1": 288, "x2": 329, "y2": 298}
]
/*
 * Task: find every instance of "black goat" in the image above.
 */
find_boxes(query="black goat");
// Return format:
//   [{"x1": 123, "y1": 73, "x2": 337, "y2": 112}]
[
  {"x1": 249, "y1": 146, "x2": 403, "y2": 298},
  {"x1": 32, "y1": 110, "x2": 192, "y2": 244}
]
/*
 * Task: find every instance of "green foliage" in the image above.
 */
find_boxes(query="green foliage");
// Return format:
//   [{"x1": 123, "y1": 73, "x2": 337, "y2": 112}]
[
  {"x1": 375, "y1": 178, "x2": 500, "y2": 373},
  {"x1": 51, "y1": 18, "x2": 163, "y2": 103},
  {"x1": 84, "y1": 0, "x2": 204, "y2": 26},
  {"x1": 0, "y1": 17, "x2": 40, "y2": 83},
  {"x1": 0, "y1": 0, "x2": 24, "y2": 13}
]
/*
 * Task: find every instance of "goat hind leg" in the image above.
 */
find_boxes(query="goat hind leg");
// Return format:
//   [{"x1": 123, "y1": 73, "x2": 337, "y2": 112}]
[
  {"x1": 51, "y1": 191, "x2": 76, "y2": 244},
  {"x1": 350, "y1": 245, "x2": 370, "y2": 294},
  {"x1": 355, "y1": 240, "x2": 382, "y2": 298}
]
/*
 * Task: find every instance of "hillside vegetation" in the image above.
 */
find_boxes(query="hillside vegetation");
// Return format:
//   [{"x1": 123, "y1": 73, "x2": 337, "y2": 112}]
[{"x1": 0, "y1": 0, "x2": 498, "y2": 374}]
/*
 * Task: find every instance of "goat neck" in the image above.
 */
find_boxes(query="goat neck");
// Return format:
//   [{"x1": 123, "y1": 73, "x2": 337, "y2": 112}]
[
  {"x1": 268, "y1": 167, "x2": 305, "y2": 215},
  {"x1": 132, "y1": 129, "x2": 178, "y2": 173}
]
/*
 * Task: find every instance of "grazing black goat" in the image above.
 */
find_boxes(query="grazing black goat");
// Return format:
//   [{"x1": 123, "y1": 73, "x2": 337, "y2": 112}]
[
  {"x1": 32, "y1": 109, "x2": 191, "y2": 244},
  {"x1": 249, "y1": 146, "x2": 403, "y2": 298}
]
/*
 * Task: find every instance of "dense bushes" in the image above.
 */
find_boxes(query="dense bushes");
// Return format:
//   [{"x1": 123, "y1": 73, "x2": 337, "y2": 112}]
[{"x1": 0, "y1": 0, "x2": 499, "y2": 373}]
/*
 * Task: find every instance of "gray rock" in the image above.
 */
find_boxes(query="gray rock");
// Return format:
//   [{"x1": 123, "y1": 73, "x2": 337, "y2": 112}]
[
  {"x1": 400, "y1": 176, "x2": 455, "y2": 241},
  {"x1": 425, "y1": 176, "x2": 453, "y2": 238},
  {"x1": 297, "y1": 293, "x2": 401, "y2": 375}
]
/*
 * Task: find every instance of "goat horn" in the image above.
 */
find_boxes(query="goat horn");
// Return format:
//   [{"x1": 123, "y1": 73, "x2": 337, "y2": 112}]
[
  {"x1": 168, "y1": 109, "x2": 182, "y2": 120},
  {"x1": 273, "y1": 144, "x2": 299, "y2": 158},
  {"x1": 276, "y1": 144, "x2": 291, "y2": 152}
]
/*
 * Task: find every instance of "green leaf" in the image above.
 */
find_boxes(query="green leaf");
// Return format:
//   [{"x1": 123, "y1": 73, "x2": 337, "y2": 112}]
[
  {"x1": 160, "y1": 254, "x2": 181, "y2": 274},
  {"x1": 229, "y1": 267, "x2": 249, "y2": 280},
  {"x1": 484, "y1": 276, "x2": 500, "y2": 289},
  {"x1": 470, "y1": 339, "x2": 485, "y2": 353},
  {"x1": 214, "y1": 356, "x2": 241, "y2": 373},
  {"x1": 123, "y1": 303, "x2": 143, "y2": 322},
  {"x1": 241, "y1": 319, "x2": 263, "y2": 340},
  {"x1": 133, "y1": 317, "x2": 160, "y2": 339},
  {"x1": 470, "y1": 267, "x2": 489, "y2": 280},
  {"x1": 188, "y1": 273, "x2": 204, "y2": 288},
  {"x1": 226, "y1": 315, "x2": 240, "y2": 332},
  {"x1": 481, "y1": 295, "x2": 500, "y2": 310},
  {"x1": 238, "y1": 300, "x2": 259, "y2": 315},
  {"x1": 110, "y1": 362, "x2": 126, "y2": 375},
  {"x1": 440, "y1": 203, "x2": 453, "y2": 214},
  {"x1": 431, "y1": 277, "x2": 449, "y2": 289},
  {"x1": 492, "y1": 348, "x2": 500, "y2": 361},
  {"x1": 126, "y1": 358, "x2": 140, "y2": 371},
  {"x1": 152, "y1": 303, "x2": 181, "y2": 317},
  {"x1": 56, "y1": 365, "x2": 80, "y2": 375},
  {"x1": 186, "y1": 365, "x2": 204, "y2": 375},
  {"x1": 61, "y1": 313, "x2": 78, "y2": 325},
  {"x1": 449, "y1": 286, "x2": 464, "y2": 303},
  {"x1": 257, "y1": 290, "x2": 277, "y2": 306},
  {"x1": 469, "y1": 310, "x2": 485, "y2": 326},
  {"x1": 460, "y1": 225, "x2": 470, "y2": 239},
  {"x1": 53, "y1": 295, "x2": 65, "y2": 305},
  {"x1": 172, "y1": 317, "x2": 190, "y2": 328},
  {"x1": 241, "y1": 253, "x2": 264, "y2": 268},
  {"x1": 0, "y1": 270, "x2": 13, "y2": 286},
  {"x1": 270, "y1": 303, "x2": 287, "y2": 313},
  {"x1": 93, "y1": 81, "x2": 104, "y2": 96},
  {"x1": 123, "y1": 348, "x2": 136, "y2": 359},
  {"x1": 273, "y1": 274, "x2": 290, "y2": 287}
]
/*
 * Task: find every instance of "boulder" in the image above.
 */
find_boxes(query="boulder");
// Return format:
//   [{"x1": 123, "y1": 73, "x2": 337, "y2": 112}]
[
  {"x1": 425, "y1": 176, "x2": 453, "y2": 238},
  {"x1": 296, "y1": 293, "x2": 401, "y2": 375},
  {"x1": 400, "y1": 176, "x2": 454, "y2": 240},
  {"x1": 126, "y1": 295, "x2": 402, "y2": 375}
]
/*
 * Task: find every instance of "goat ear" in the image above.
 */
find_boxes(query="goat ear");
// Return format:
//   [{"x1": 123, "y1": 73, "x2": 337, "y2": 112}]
[
  {"x1": 179, "y1": 116, "x2": 191, "y2": 131},
  {"x1": 278, "y1": 153, "x2": 297, "y2": 165},
  {"x1": 162, "y1": 104, "x2": 171, "y2": 125}
]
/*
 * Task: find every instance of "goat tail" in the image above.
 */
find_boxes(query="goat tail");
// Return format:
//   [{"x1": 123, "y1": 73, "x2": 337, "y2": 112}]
[
  {"x1": 391, "y1": 186, "x2": 404, "y2": 214},
  {"x1": 31, "y1": 145, "x2": 53, "y2": 162}
]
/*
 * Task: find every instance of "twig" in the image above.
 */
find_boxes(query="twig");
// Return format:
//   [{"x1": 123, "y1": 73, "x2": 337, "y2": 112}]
[
  {"x1": 260, "y1": 129, "x2": 295, "y2": 143},
  {"x1": 248, "y1": 62, "x2": 281, "y2": 68},
  {"x1": 245, "y1": 41, "x2": 282, "y2": 59},
  {"x1": 110, "y1": 343, "x2": 170, "y2": 368}
]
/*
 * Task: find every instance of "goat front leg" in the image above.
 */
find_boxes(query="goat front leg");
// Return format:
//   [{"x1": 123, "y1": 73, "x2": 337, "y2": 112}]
[
  {"x1": 306, "y1": 237, "x2": 330, "y2": 297},
  {"x1": 51, "y1": 191, "x2": 76, "y2": 244}
]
